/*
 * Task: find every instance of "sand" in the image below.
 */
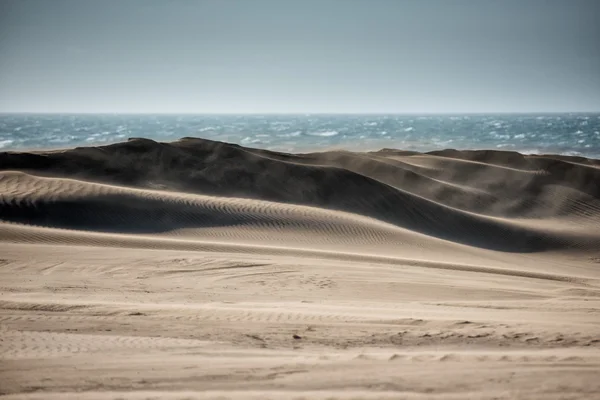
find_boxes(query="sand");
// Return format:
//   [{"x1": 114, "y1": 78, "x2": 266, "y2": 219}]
[{"x1": 1, "y1": 137, "x2": 599, "y2": 399}]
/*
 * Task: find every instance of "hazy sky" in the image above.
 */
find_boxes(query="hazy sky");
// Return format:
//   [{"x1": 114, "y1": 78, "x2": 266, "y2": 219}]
[{"x1": 1, "y1": 0, "x2": 599, "y2": 113}]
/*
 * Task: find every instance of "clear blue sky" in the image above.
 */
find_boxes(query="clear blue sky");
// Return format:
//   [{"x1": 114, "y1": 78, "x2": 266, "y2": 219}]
[{"x1": 1, "y1": 0, "x2": 599, "y2": 113}]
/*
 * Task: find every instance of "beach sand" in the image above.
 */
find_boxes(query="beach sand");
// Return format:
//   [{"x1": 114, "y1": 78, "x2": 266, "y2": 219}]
[{"x1": 1, "y1": 137, "x2": 599, "y2": 399}]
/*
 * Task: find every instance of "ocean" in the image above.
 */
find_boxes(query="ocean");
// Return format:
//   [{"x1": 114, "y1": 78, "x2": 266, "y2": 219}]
[{"x1": 1, "y1": 113, "x2": 600, "y2": 158}]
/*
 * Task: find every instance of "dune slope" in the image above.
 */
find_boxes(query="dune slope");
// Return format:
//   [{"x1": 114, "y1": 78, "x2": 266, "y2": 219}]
[
  {"x1": 1, "y1": 137, "x2": 599, "y2": 251},
  {"x1": 1, "y1": 138, "x2": 599, "y2": 399}
]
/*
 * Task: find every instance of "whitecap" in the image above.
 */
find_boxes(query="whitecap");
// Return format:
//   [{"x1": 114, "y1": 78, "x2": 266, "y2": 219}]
[
  {"x1": 0, "y1": 139, "x2": 14, "y2": 148},
  {"x1": 278, "y1": 131, "x2": 302, "y2": 138},
  {"x1": 306, "y1": 131, "x2": 339, "y2": 137},
  {"x1": 513, "y1": 134, "x2": 526, "y2": 139},
  {"x1": 241, "y1": 136, "x2": 263, "y2": 145},
  {"x1": 520, "y1": 149, "x2": 542, "y2": 155},
  {"x1": 403, "y1": 127, "x2": 414, "y2": 132}
]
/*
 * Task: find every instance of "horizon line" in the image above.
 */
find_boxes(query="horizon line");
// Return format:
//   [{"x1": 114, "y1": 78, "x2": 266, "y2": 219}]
[{"x1": 1, "y1": 111, "x2": 600, "y2": 116}]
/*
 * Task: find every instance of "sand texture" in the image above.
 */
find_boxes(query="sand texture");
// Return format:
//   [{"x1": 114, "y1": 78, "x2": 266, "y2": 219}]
[{"x1": 1, "y1": 138, "x2": 600, "y2": 399}]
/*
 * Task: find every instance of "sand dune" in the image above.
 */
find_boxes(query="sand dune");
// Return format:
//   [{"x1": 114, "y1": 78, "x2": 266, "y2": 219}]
[{"x1": 1, "y1": 138, "x2": 600, "y2": 399}]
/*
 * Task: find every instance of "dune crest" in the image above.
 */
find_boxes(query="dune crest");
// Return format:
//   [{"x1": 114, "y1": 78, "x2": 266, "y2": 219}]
[{"x1": 1, "y1": 137, "x2": 599, "y2": 252}]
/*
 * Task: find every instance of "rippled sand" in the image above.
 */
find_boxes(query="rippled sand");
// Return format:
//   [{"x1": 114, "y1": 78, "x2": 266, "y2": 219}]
[{"x1": 1, "y1": 138, "x2": 599, "y2": 399}]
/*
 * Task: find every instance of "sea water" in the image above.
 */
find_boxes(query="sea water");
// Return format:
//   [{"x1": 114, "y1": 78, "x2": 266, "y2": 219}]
[{"x1": 1, "y1": 113, "x2": 599, "y2": 158}]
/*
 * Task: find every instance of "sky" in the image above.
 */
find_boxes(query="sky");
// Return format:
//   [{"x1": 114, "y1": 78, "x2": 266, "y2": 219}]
[{"x1": 0, "y1": 0, "x2": 599, "y2": 114}]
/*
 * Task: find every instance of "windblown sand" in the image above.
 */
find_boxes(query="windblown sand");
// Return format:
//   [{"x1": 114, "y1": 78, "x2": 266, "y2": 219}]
[{"x1": 1, "y1": 138, "x2": 599, "y2": 399}]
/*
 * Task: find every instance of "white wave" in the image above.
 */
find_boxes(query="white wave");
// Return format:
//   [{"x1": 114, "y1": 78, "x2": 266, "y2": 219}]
[
  {"x1": 520, "y1": 149, "x2": 542, "y2": 155},
  {"x1": 433, "y1": 139, "x2": 454, "y2": 146},
  {"x1": 306, "y1": 131, "x2": 339, "y2": 137},
  {"x1": 561, "y1": 151, "x2": 583, "y2": 156},
  {"x1": 198, "y1": 127, "x2": 216, "y2": 132},
  {"x1": 513, "y1": 134, "x2": 526, "y2": 139},
  {"x1": 0, "y1": 139, "x2": 14, "y2": 148},
  {"x1": 491, "y1": 132, "x2": 511, "y2": 140},
  {"x1": 278, "y1": 131, "x2": 302, "y2": 138},
  {"x1": 403, "y1": 127, "x2": 414, "y2": 132},
  {"x1": 241, "y1": 136, "x2": 263, "y2": 145}
]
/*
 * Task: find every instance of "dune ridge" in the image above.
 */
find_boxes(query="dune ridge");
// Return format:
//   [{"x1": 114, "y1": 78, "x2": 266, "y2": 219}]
[
  {"x1": 1, "y1": 137, "x2": 599, "y2": 252},
  {"x1": 1, "y1": 138, "x2": 600, "y2": 399}
]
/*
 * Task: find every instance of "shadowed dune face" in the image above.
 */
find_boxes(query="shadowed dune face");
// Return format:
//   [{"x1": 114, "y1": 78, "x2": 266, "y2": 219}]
[{"x1": 1, "y1": 137, "x2": 599, "y2": 252}]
